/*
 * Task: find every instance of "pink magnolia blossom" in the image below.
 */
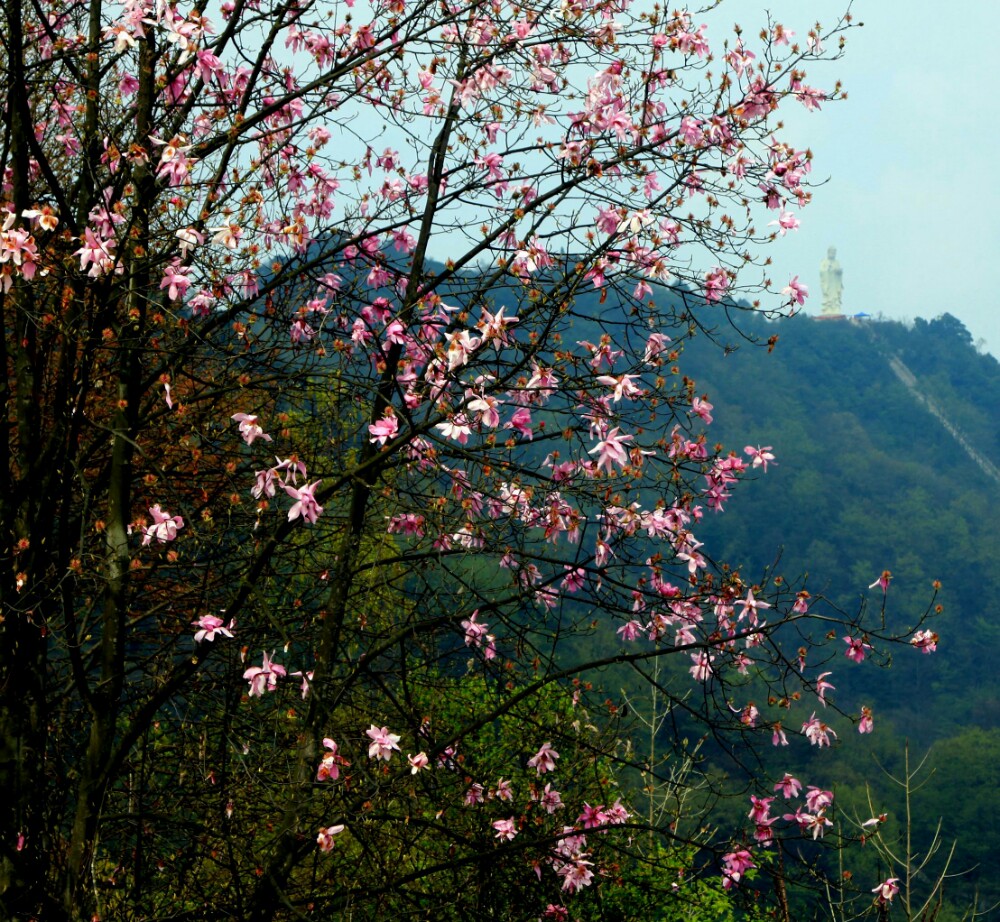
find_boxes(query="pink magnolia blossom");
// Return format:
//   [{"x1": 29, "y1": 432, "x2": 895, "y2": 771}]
[
  {"x1": 643, "y1": 332, "x2": 671, "y2": 363},
  {"x1": 467, "y1": 392, "x2": 502, "y2": 428},
  {"x1": 192, "y1": 614, "x2": 234, "y2": 643},
  {"x1": 292, "y1": 670, "x2": 314, "y2": 700},
  {"x1": 604, "y1": 800, "x2": 630, "y2": 825},
  {"x1": 689, "y1": 651, "x2": 715, "y2": 682},
  {"x1": 316, "y1": 825, "x2": 345, "y2": 852},
  {"x1": 74, "y1": 228, "x2": 117, "y2": 277},
  {"x1": 726, "y1": 40, "x2": 756, "y2": 75},
  {"x1": 691, "y1": 396, "x2": 714, "y2": 424},
  {"x1": 554, "y1": 828, "x2": 587, "y2": 859},
  {"x1": 276, "y1": 455, "x2": 307, "y2": 484},
  {"x1": 617, "y1": 619, "x2": 642, "y2": 641},
  {"x1": 561, "y1": 567, "x2": 586, "y2": 592},
  {"x1": 527, "y1": 742, "x2": 559, "y2": 775},
  {"x1": 435, "y1": 415, "x2": 472, "y2": 444},
  {"x1": 461, "y1": 611, "x2": 496, "y2": 659},
  {"x1": 771, "y1": 24, "x2": 795, "y2": 45},
  {"x1": 801, "y1": 712, "x2": 837, "y2": 747},
  {"x1": 387, "y1": 513, "x2": 425, "y2": 536},
  {"x1": 753, "y1": 819, "x2": 776, "y2": 845},
  {"x1": 317, "y1": 738, "x2": 348, "y2": 781},
  {"x1": 744, "y1": 445, "x2": 775, "y2": 471},
  {"x1": 815, "y1": 671, "x2": 835, "y2": 706},
  {"x1": 869, "y1": 569, "x2": 892, "y2": 593},
  {"x1": 407, "y1": 752, "x2": 429, "y2": 773},
  {"x1": 785, "y1": 798, "x2": 832, "y2": 837},
  {"x1": 380, "y1": 318, "x2": 407, "y2": 347},
  {"x1": 492, "y1": 818, "x2": 517, "y2": 840},
  {"x1": 476, "y1": 305, "x2": 519, "y2": 346},
  {"x1": 910, "y1": 629, "x2": 939, "y2": 654},
  {"x1": 782, "y1": 275, "x2": 809, "y2": 305},
  {"x1": 721, "y1": 849, "x2": 755, "y2": 890},
  {"x1": 505, "y1": 406, "x2": 533, "y2": 439},
  {"x1": 536, "y1": 783, "x2": 563, "y2": 814},
  {"x1": 22, "y1": 207, "x2": 58, "y2": 232},
  {"x1": 231, "y1": 413, "x2": 272, "y2": 446},
  {"x1": 117, "y1": 70, "x2": 139, "y2": 93},
  {"x1": 633, "y1": 278, "x2": 654, "y2": 302},
  {"x1": 188, "y1": 289, "x2": 215, "y2": 317},
  {"x1": 769, "y1": 209, "x2": 800, "y2": 235},
  {"x1": 588, "y1": 427, "x2": 633, "y2": 473},
  {"x1": 142, "y1": 505, "x2": 184, "y2": 545},
  {"x1": 368, "y1": 412, "x2": 399, "y2": 446},
  {"x1": 774, "y1": 773, "x2": 802, "y2": 799},
  {"x1": 0, "y1": 222, "x2": 39, "y2": 288},
  {"x1": 243, "y1": 651, "x2": 287, "y2": 697},
  {"x1": 557, "y1": 856, "x2": 594, "y2": 893},
  {"x1": 289, "y1": 319, "x2": 315, "y2": 344},
  {"x1": 703, "y1": 267, "x2": 729, "y2": 303},
  {"x1": 152, "y1": 135, "x2": 196, "y2": 185},
  {"x1": 872, "y1": 878, "x2": 900, "y2": 904},
  {"x1": 446, "y1": 329, "x2": 481, "y2": 370},
  {"x1": 858, "y1": 706, "x2": 874, "y2": 734},
  {"x1": 210, "y1": 222, "x2": 242, "y2": 249},
  {"x1": 578, "y1": 338, "x2": 622, "y2": 370},
  {"x1": 736, "y1": 588, "x2": 770, "y2": 623},
  {"x1": 804, "y1": 787, "x2": 833, "y2": 813},
  {"x1": 596, "y1": 373, "x2": 642, "y2": 402},
  {"x1": 675, "y1": 21, "x2": 710, "y2": 57},
  {"x1": 525, "y1": 363, "x2": 559, "y2": 400},
  {"x1": 578, "y1": 803, "x2": 607, "y2": 829},
  {"x1": 844, "y1": 635, "x2": 871, "y2": 663},
  {"x1": 285, "y1": 480, "x2": 324, "y2": 524},
  {"x1": 252, "y1": 468, "x2": 277, "y2": 500},
  {"x1": 366, "y1": 725, "x2": 401, "y2": 761}
]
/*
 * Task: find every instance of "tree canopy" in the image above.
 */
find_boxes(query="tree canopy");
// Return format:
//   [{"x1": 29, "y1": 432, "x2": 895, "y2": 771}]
[{"x1": 0, "y1": 0, "x2": 939, "y2": 919}]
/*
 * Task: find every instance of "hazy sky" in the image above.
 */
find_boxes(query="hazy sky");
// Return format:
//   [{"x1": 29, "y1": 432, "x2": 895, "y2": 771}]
[
  {"x1": 720, "y1": 0, "x2": 1000, "y2": 353},
  {"x1": 406, "y1": 0, "x2": 998, "y2": 351}
]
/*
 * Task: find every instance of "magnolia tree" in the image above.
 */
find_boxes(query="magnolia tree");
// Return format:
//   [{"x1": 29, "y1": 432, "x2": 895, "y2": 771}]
[{"x1": 0, "y1": 0, "x2": 938, "y2": 918}]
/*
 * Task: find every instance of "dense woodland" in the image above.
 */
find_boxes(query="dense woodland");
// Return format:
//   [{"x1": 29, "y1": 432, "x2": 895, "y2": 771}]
[{"x1": 646, "y1": 306, "x2": 1000, "y2": 918}]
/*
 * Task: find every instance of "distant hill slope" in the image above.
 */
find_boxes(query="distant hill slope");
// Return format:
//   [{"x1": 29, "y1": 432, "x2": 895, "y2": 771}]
[
  {"x1": 674, "y1": 311, "x2": 1000, "y2": 734},
  {"x1": 667, "y1": 311, "x2": 1000, "y2": 916}
]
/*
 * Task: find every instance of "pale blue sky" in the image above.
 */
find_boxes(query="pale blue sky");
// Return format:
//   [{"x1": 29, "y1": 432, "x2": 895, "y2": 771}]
[
  {"x1": 721, "y1": 0, "x2": 1000, "y2": 352},
  {"x1": 401, "y1": 0, "x2": 997, "y2": 351}
]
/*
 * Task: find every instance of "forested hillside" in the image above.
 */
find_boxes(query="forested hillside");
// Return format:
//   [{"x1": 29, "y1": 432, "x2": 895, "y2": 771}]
[
  {"x1": 675, "y1": 309, "x2": 1000, "y2": 916},
  {"x1": 684, "y1": 312, "x2": 1000, "y2": 724}
]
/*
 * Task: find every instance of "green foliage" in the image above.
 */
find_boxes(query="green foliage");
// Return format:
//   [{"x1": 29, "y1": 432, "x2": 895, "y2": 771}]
[
  {"x1": 678, "y1": 312, "x2": 999, "y2": 737},
  {"x1": 573, "y1": 843, "x2": 750, "y2": 922},
  {"x1": 557, "y1": 308, "x2": 1000, "y2": 918}
]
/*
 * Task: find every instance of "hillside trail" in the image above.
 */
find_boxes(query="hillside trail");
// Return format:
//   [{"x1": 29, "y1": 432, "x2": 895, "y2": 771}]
[{"x1": 883, "y1": 349, "x2": 1000, "y2": 487}]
